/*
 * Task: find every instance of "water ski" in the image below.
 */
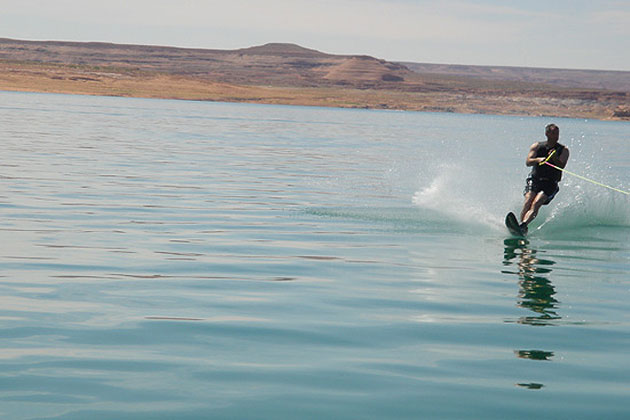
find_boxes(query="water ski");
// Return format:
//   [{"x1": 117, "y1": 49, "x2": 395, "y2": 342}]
[{"x1": 505, "y1": 212, "x2": 526, "y2": 236}]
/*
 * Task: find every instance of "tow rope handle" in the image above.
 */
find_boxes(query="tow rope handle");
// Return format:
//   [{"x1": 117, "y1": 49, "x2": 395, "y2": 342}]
[{"x1": 539, "y1": 149, "x2": 556, "y2": 166}]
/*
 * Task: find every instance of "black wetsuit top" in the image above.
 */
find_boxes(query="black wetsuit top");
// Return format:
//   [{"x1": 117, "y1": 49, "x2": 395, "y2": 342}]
[{"x1": 530, "y1": 142, "x2": 565, "y2": 182}]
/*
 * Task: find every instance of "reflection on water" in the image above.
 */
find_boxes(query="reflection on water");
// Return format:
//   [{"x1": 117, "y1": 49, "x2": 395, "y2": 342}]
[
  {"x1": 514, "y1": 350, "x2": 554, "y2": 361},
  {"x1": 503, "y1": 238, "x2": 559, "y2": 389},
  {"x1": 516, "y1": 382, "x2": 544, "y2": 390},
  {"x1": 503, "y1": 239, "x2": 560, "y2": 326}
]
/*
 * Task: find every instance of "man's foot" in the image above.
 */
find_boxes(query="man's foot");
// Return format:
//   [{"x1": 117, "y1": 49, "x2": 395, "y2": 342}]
[{"x1": 519, "y1": 223, "x2": 528, "y2": 235}]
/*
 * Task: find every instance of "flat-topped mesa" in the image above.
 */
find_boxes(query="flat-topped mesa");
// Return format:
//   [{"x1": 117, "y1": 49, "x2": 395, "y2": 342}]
[
  {"x1": 235, "y1": 43, "x2": 332, "y2": 58},
  {"x1": 229, "y1": 42, "x2": 410, "y2": 85}
]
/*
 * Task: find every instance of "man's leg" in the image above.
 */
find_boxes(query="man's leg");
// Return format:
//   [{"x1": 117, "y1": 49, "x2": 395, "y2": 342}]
[
  {"x1": 522, "y1": 192, "x2": 548, "y2": 226},
  {"x1": 520, "y1": 192, "x2": 536, "y2": 222}
]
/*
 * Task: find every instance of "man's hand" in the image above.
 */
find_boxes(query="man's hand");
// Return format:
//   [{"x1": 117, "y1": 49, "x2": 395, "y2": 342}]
[{"x1": 539, "y1": 149, "x2": 556, "y2": 166}]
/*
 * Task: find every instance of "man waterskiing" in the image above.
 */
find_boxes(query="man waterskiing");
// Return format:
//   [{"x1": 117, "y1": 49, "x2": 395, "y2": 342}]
[{"x1": 518, "y1": 123, "x2": 570, "y2": 234}]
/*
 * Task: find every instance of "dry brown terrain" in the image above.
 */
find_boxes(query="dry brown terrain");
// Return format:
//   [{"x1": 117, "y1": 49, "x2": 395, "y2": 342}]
[
  {"x1": 402, "y1": 62, "x2": 630, "y2": 92},
  {"x1": 1, "y1": 38, "x2": 629, "y2": 120}
]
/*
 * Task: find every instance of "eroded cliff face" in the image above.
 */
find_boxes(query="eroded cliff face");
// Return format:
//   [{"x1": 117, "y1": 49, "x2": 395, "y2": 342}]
[{"x1": 613, "y1": 106, "x2": 630, "y2": 118}]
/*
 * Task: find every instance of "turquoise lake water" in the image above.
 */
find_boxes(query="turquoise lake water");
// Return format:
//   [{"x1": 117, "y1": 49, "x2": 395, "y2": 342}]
[{"x1": 1, "y1": 91, "x2": 629, "y2": 419}]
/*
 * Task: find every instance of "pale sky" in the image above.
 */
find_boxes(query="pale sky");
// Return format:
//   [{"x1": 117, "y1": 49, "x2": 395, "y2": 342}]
[{"x1": 1, "y1": 0, "x2": 629, "y2": 71}]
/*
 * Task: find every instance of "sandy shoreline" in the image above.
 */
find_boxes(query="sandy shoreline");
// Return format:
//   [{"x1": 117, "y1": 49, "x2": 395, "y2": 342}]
[{"x1": 1, "y1": 60, "x2": 628, "y2": 121}]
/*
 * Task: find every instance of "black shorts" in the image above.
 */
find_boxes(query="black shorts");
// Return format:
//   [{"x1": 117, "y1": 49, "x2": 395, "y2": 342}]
[{"x1": 524, "y1": 177, "x2": 559, "y2": 205}]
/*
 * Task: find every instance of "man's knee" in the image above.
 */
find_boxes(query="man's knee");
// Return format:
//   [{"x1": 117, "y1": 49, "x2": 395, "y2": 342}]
[
  {"x1": 533, "y1": 193, "x2": 548, "y2": 209},
  {"x1": 523, "y1": 192, "x2": 535, "y2": 207}
]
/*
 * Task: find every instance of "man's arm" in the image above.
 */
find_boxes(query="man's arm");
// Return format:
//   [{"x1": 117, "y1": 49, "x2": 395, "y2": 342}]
[
  {"x1": 525, "y1": 142, "x2": 544, "y2": 167},
  {"x1": 553, "y1": 147, "x2": 569, "y2": 169}
]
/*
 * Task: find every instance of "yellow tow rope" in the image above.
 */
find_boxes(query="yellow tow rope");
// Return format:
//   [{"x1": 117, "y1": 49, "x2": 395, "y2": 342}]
[{"x1": 540, "y1": 148, "x2": 629, "y2": 196}]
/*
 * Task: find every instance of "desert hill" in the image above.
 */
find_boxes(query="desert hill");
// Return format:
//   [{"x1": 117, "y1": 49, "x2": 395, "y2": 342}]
[
  {"x1": 236, "y1": 43, "x2": 331, "y2": 57},
  {"x1": 0, "y1": 38, "x2": 628, "y2": 120},
  {"x1": 0, "y1": 38, "x2": 410, "y2": 88},
  {"x1": 402, "y1": 62, "x2": 630, "y2": 92}
]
